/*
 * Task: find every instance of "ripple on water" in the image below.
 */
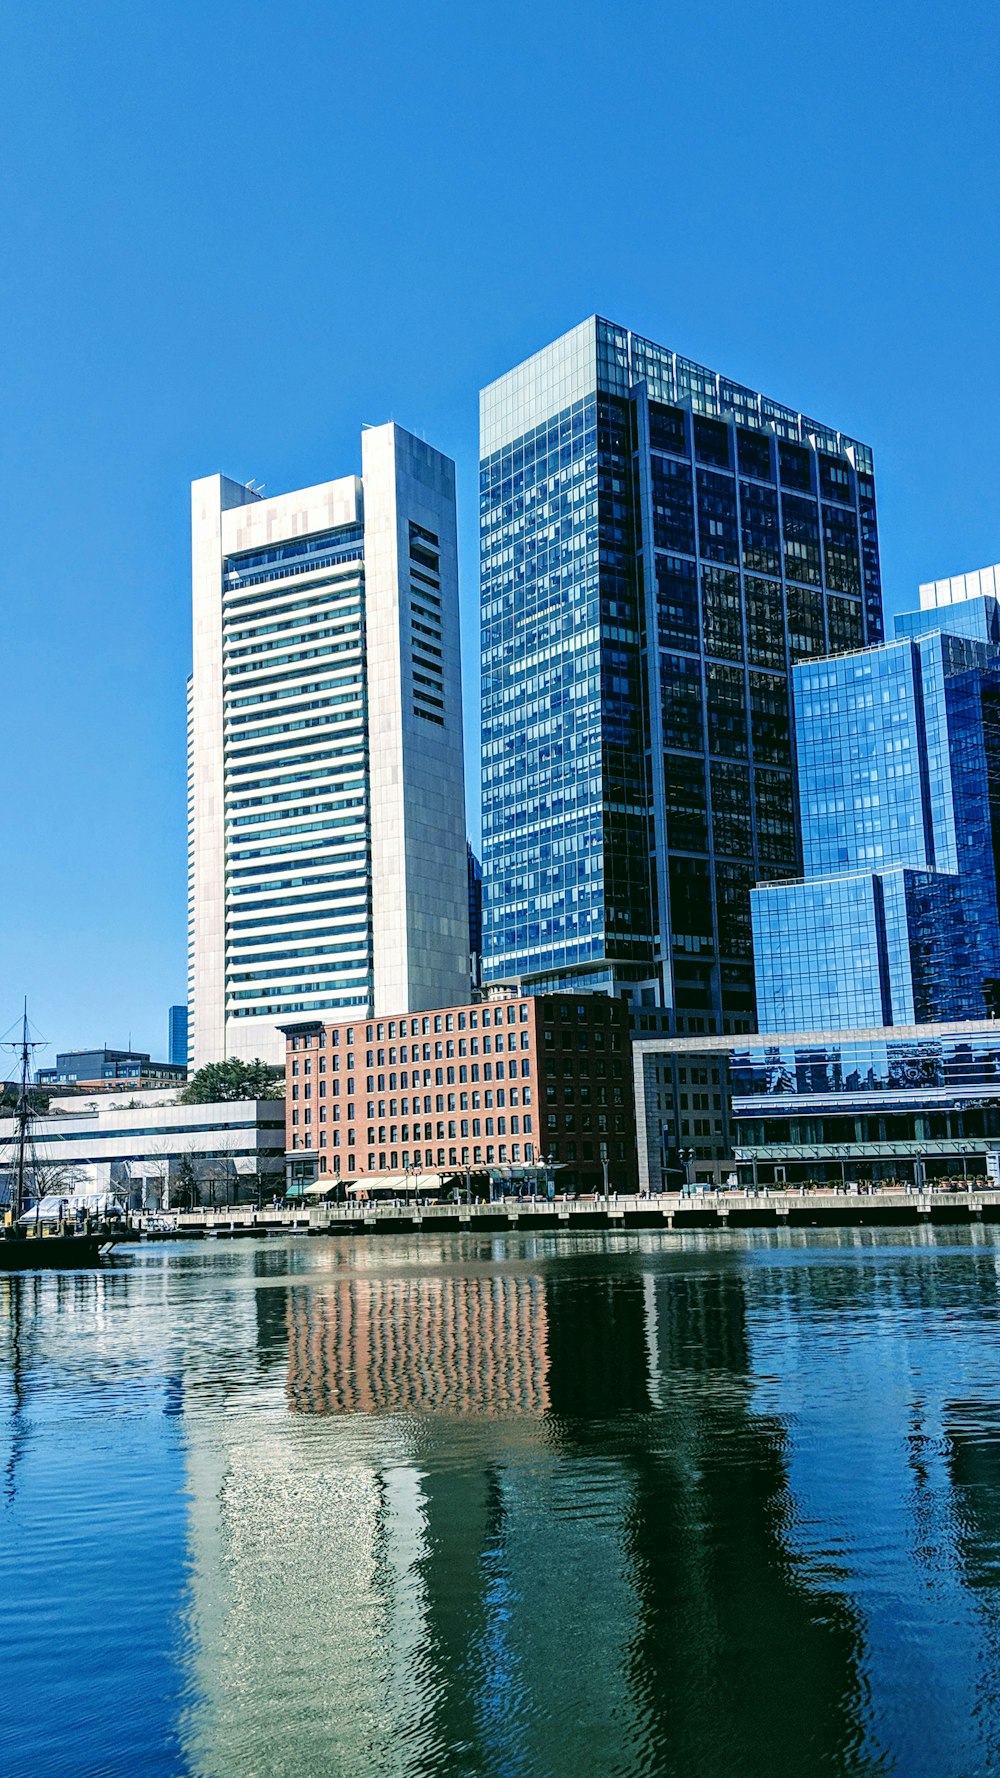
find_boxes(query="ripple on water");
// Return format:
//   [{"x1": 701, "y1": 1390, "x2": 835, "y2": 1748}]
[{"x1": 4, "y1": 1231, "x2": 1000, "y2": 1777}]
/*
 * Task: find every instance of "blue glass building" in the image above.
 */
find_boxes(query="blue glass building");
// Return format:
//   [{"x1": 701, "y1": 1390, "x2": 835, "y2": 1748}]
[
  {"x1": 752, "y1": 592, "x2": 1000, "y2": 1030},
  {"x1": 480, "y1": 318, "x2": 883, "y2": 1035},
  {"x1": 169, "y1": 1004, "x2": 189, "y2": 1070}
]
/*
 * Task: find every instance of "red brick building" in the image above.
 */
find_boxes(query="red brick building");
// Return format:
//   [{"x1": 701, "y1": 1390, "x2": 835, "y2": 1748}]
[{"x1": 280, "y1": 991, "x2": 637, "y2": 1194}]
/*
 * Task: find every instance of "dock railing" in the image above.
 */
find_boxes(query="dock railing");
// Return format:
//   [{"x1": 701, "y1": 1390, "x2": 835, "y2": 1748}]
[{"x1": 128, "y1": 1186, "x2": 1000, "y2": 1238}]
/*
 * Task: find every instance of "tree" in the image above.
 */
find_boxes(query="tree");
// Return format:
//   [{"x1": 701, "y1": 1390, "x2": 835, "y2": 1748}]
[
  {"x1": 173, "y1": 1155, "x2": 199, "y2": 1209},
  {"x1": 0, "y1": 1082, "x2": 50, "y2": 1117},
  {"x1": 180, "y1": 1059, "x2": 284, "y2": 1104},
  {"x1": 32, "y1": 1159, "x2": 86, "y2": 1199}
]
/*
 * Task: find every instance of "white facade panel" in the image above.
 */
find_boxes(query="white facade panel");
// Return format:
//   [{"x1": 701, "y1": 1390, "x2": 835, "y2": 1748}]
[
  {"x1": 189, "y1": 425, "x2": 469, "y2": 1068},
  {"x1": 364, "y1": 425, "x2": 469, "y2": 1015},
  {"x1": 919, "y1": 561, "x2": 1000, "y2": 610}
]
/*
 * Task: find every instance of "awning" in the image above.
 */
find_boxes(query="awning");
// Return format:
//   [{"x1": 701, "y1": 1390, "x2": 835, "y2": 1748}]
[{"x1": 346, "y1": 1172, "x2": 451, "y2": 1194}]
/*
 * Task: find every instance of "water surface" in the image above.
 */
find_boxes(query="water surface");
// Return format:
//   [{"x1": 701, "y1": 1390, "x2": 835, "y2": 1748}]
[{"x1": 3, "y1": 1229, "x2": 1000, "y2": 1777}]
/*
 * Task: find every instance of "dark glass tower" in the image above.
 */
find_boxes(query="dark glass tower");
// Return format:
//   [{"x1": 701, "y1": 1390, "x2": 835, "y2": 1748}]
[{"x1": 479, "y1": 317, "x2": 883, "y2": 1034}]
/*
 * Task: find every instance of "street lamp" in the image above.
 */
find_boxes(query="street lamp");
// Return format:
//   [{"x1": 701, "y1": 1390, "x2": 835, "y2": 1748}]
[{"x1": 404, "y1": 1161, "x2": 418, "y2": 1208}]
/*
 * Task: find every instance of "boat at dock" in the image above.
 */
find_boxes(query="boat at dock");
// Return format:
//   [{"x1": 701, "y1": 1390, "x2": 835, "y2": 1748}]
[{"x1": 0, "y1": 1228, "x2": 110, "y2": 1269}]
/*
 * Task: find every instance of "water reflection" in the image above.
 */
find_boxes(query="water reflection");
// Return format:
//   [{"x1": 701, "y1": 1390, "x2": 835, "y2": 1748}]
[
  {"x1": 182, "y1": 1247, "x2": 882, "y2": 1776},
  {"x1": 6, "y1": 1233, "x2": 1000, "y2": 1776},
  {"x1": 286, "y1": 1272, "x2": 549, "y2": 1415},
  {"x1": 945, "y1": 1401, "x2": 1000, "y2": 1768},
  {"x1": 621, "y1": 1270, "x2": 882, "y2": 1775}
]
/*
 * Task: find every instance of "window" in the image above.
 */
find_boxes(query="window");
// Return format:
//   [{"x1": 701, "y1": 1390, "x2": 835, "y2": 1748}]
[
  {"x1": 651, "y1": 456, "x2": 695, "y2": 554},
  {"x1": 745, "y1": 576, "x2": 785, "y2": 669},
  {"x1": 661, "y1": 654, "x2": 702, "y2": 752},
  {"x1": 740, "y1": 483, "x2": 781, "y2": 577},
  {"x1": 701, "y1": 567, "x2": 742, "y2": 661},
  {"x1": 656, "y1": 554, "x2": 699, "y2": 652},
  {"x1": 649, "y1": 400, "x2": 687, "y2": 455},
  {"x1": 782, "y1": 494, "x2": 821, "y2": 586},
  {"x1": 779, "y1": 442, "x2": 812, "y2": 491},
  {"x1": 693, "y1": 415, "x2": 730, "y2": 469},
  {"x1": 737, "y1": 427, "x2": 773, "y2": 481},
  {"x1": 697, "y1": 471, "x2": 739, "y2": 566}
]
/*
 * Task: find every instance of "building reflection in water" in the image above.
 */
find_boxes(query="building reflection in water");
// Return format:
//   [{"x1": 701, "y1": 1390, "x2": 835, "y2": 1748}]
[
  {"x1": 10, "y1": 1237, "x2": 1000, "y2": 1774},
  {"x1": 945, "y1": 1398, "x2": 1000, "y2": 1768},
  {"x1": 180, "y1": 1254, "x2": 878, "y2": 1777},
  {"x1": 286, "y1": 1271, "x2": 549, "y2": 1416},
  {"x1": 617, "y1": 1269, "x2": 880, "y2": 1775}
]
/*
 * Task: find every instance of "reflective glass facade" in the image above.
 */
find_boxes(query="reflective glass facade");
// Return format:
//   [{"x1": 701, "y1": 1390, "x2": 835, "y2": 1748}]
[
  {"x1": 480, "y1": 317, "x2": 882, "y2": 1035},
  {"x1": 753, "y1": 610, "x2": 1000, "y2": 1029},
  {"x1": 730, "y1": 1023, "x2": 1000, "y2": 1185},
  {"x1": 168, "y1": 1004, "x2": 189, "y2": 1070}
]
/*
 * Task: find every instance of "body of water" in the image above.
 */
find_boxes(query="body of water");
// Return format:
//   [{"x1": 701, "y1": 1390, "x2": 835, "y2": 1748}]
[{"x1": 3, "y1": 1229, "x2": 1000, "y2": 1776}]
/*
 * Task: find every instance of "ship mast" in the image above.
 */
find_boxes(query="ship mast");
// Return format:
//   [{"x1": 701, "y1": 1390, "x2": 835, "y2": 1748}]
[{"x1": 4, "y1": 1004, "x2": 42, "y2": 1228}]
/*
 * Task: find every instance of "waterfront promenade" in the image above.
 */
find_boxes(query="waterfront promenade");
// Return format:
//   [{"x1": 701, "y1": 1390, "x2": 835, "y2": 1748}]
[{"x1": 136, "y1": 1186, "x2": 1000, "y2": 1239}]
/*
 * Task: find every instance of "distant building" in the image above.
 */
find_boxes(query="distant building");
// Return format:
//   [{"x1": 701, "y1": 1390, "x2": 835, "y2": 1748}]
[
  {"x1": 0, "y1": 1088, "x2": 286, "y2": 1208},
  {"x1": 36, "y1": 1048, "x2": 187, "y2": 1092},
  {"x1": 169, "y1": 1005, "x2": 189, "y2": 1069},
  {"x1": 753, "y1": 566, "x2": 1000, "y2": 1031},
  {"x1": 188, "y1": 421, "x2": 470, "y2": 1071},
  {"x1": 480, "y1": 316, "x2": 883, "y2": 1033},
  {"x1": 279, "y1": 990, "x2": 637, "y2": 1197},
  {"x1": 467, "y1": 845, "x2": 483, "y2": 990}
]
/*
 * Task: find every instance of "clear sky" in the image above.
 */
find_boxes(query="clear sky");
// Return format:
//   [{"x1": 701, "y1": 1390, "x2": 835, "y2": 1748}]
[{"x1": 2, "y1": 0, "x2": 998, "y2": 1063}]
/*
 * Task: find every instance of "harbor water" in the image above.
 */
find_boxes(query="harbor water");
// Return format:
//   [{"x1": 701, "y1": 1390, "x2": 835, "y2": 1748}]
[{"x1": 3, "y1": 1229, "x2": 1000, "y2": 1777}]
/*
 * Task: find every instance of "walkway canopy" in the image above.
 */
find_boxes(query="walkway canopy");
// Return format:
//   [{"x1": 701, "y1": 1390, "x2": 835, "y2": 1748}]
[{"x1": 345, "y1": 1172, "x2": 452, "y2": 1198}]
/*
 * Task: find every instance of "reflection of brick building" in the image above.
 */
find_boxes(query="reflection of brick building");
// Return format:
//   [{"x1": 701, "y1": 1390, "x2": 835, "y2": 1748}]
[
  {"x1": 287, "y1": 1273, "x2": 550, "y2": 1415},
  {"x1": 281, "y1": 990, "x2": 638, "y2": 1194}
]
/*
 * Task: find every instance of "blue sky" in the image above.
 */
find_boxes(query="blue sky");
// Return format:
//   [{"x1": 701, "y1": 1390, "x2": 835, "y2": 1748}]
[{"x1": 2, "y1": 0, "x2": 998, "y2": 1061}]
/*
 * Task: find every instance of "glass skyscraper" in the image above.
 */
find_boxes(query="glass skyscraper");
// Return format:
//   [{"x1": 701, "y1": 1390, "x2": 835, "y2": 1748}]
[
  {"x1": 480, "y1": 317, "x2": 883, "y2": 1033},
  {"x1": 752, "y1": 576, "x2": 1000, "y2": 1030},
  {"x1": 168, "y1": 1004, "x2": 189, "y2": 1070}
]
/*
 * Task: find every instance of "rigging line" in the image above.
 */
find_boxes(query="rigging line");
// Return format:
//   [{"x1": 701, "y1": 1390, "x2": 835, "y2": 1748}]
[{"x1": 0, "y1": 1008, "x2": 48, "y2": 1047}]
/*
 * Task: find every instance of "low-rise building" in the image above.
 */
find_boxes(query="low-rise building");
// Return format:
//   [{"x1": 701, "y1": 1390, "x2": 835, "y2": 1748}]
[
  {"x1": 0, "y1": 1088, "x2": 285, "y2": 1208},
  {"x1": 36, "y1": 1047, "x2": 187, "y2": 1092},
  {"x1": 729, "y1": 1019, "x2": 1000, "y2": 1187},
  {"x1": 280, "y1": 990, "x2": 638, "y2": 1196},
  {"x1": 631, "y1": 1019, "x2": 1000, "y2": 1192},
  {"x1": 631, "y1": 1026, "x2": 735, "y2": 1192}
]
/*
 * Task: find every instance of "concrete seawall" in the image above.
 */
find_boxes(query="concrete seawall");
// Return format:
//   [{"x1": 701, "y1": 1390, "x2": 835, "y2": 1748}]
[{"x1": 137, "y1": 1188, "x2": 1000, "y2": 1239}]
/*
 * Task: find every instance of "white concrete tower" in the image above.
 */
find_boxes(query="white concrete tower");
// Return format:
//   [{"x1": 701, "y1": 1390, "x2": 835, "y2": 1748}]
[{"x1": 188, "y1": 423, "x2": 469, "y2": 1069}]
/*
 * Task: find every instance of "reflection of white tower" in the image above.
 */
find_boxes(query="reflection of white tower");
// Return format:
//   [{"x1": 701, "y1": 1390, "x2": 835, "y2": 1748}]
[
  {"x1": 176, "y1": 1255, "x2": 650, "y2": 1775},
  {"x1": 181, "y1": 1421, "x2": 432, "y2": 1776}
]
